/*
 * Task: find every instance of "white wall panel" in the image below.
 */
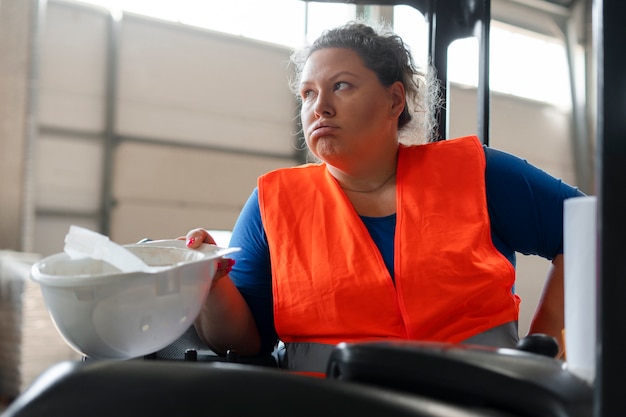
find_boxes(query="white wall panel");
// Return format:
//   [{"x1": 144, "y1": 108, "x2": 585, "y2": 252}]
[
  {"x1": 112, "y1": 141, "x2": 292, "y2": 205},
  {"x1": 38, "y1": 2, "x2": 108, "y2": 131},
  {"x1": 449, "y1": 86, "x2": 575, "y2": 184},
  {"x1": 35, "y1": 134, "x2": 103, "y2": 212},
  {"x1": 491, "y1": 100, "x2": 574, "y2": 182},
  {"x1": 110, "y1": 203, "x2": 239, "y2": 245},
  {"x1": 33, "y1": 216, "x2": 100, "y2": 257},
  {"x1": 110, "y1": 141, "x2": 294, "y2": 242},
  {"x1": 116, "y1": 16, "x2": 297, "y2": 155},
  {"x1": 34, "y1": 1, "x2": 300, "y2": 258}
]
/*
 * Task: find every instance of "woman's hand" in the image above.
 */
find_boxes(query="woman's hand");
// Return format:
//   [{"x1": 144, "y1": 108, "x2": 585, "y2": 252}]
[
  {"x1": 177, "y1": 228, "x2": 234, "y2": 281},
  {"x1": 177, "y1": 228, "x2": 260, "y2": 356},
  {"x1": 178, "y1": 227, "x2": 217, "y2": 247},
  {"x1": 529, "y1": 254, "x2": 565, "y2": 358}
]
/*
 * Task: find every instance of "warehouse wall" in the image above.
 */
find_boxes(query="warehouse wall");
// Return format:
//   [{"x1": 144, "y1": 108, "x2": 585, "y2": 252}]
[
  {"x1": 0, "y1": 0, "x2": 39, "y2": 253},
  {"x1": 35, "y1": 1, "x2": 299, "y2": 256}
]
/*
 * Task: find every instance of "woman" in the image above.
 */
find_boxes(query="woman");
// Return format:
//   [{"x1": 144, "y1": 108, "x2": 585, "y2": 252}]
[{"x1": 184, "y1": 22, "x2": 583, "y2": 375}]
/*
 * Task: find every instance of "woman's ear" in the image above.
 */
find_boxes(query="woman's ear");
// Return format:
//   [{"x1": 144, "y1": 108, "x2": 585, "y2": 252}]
[{"x1": 389, "y1": 81, "x2": 406, "y2": 119}]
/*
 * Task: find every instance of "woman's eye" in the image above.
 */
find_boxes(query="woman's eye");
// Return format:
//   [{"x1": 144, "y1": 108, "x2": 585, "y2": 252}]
[
  {"x1": 334, "y1": 81, "x2": 349, "y2": 91},
  {"x1": 301, "y1": 89, "x2": 314, "y2": 100}
]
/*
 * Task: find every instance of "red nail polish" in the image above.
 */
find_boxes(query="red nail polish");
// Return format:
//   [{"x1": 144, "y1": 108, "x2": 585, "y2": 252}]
[
  {"x1": 187, "y1": 237, "x2": 196, "y2": 246},
  {"x1": 221, "y1": 258, "x2": 235, "y2": 275}
]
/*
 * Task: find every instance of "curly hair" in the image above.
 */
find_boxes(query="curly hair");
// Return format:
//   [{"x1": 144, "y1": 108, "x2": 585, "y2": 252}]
[{"x1": 289, "y1": 20, "x2": 442, "y2": 145}]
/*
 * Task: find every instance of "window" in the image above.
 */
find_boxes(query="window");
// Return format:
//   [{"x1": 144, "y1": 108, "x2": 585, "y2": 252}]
[
  {"x1": 394, "y1": 5, "x2": 571, "y2": 108},
  {"x1": 449, "y1": 23, "x2": 572, "y2": 108}
]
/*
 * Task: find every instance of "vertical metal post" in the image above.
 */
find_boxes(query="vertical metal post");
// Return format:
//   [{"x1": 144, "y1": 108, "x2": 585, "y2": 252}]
[
  {"x1": 564, "y1": 1, "x2": 594, "y2": 195},
  {"x1": 427, "y1": 0, "x2": 449, "y2": 141},
  {"x1": 100, "y1": 10, "x2": 121, "y2": 236},
  {"x1": 476, "y1": 0, "x2": 490, "y2": 147},
  {"x1": 594, "y1": 0, "x2": 626, "y2": 415},
  {"x1": 22, "y1": 0, "x2": 47, "y2": 253},
  {"x1": 425, "y1": 0, "x2": 490, "y2": 143}
]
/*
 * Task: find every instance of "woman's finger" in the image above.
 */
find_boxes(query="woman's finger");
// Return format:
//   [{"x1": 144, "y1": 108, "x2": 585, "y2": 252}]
[{"x1": 185, "y1": 228, "x2": 217, "y2": 247}]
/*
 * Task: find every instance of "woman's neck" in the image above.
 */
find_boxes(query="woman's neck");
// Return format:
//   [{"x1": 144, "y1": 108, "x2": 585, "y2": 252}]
[
  {"x1": 339, "y1": 171, "x2": 396, "y2": 193},
  {"x1": 328, "y1": 161, "x2": 398, "y2": 217}
]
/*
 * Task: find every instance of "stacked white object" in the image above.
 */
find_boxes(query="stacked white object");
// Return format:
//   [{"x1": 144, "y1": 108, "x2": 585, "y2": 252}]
[
  {"x1": 563, "y1": 196, "x2": 597, "y2": 386},
  {"x1": 0, "y1": 250, "x2": 80, "y2": 400}
]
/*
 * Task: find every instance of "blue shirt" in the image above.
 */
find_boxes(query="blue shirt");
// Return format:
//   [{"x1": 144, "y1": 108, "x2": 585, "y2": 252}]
[{"x1": 228, "y1": 145, "x2": 584, "y2": 354}]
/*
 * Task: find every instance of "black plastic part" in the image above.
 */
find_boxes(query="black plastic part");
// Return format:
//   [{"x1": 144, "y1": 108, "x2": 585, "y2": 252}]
[
  {"x1": 0, "y1": 360, "x2": 515, "y2": 417},
  {"x1": 595, "y1": 1, "x2": 626, "y2": 416},
  {"x1": 326, "y1": 341, "x2": 593, "y2": 417},
  {"x1": 184, "y1": 349, "x2": 197, "y2": 361},
  {"x1": 226, "y1": 349, "x2": 239, "y2": 362},
  {"x1": 515, "y1": 334, "x2": 560, "y2": 358},
  {"x1": 150, "y1": 325, "x2": 277, "y2": 367}
]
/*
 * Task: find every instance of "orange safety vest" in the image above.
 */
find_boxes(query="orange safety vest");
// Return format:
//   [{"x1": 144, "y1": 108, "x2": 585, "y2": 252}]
[{"x1": 258, "y1": 135, "x2": 519, "y2": 349}]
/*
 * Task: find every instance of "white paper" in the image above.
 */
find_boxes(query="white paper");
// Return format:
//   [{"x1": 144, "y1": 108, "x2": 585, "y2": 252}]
[{"x1": 564, "y1": 196, "x2": 597, "y2": 385}]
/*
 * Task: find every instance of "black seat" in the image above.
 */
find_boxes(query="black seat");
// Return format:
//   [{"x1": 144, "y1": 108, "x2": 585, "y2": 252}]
[
  {"x1": 326, "y1": 340, "x2": 593, "y2": 417},
  {"x1": 0, "y1": 360, "x2": 511, "y2": 417}
]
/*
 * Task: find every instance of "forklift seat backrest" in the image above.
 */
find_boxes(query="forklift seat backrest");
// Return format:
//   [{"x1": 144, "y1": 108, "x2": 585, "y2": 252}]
[{"x1": 0, "y1": 359, "x2": 517, "y2": 417}]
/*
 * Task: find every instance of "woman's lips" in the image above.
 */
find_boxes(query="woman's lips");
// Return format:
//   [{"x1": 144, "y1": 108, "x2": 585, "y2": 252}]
[{"x1": 310, "y1": 125, "x2": 338, "y2": 139}]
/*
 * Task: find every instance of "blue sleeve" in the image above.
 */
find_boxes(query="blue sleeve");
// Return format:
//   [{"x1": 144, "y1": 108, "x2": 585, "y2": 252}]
[
  {"x1": 484, "y1": 146, "x2": 585, "y2": 261},
  {"x1": 227, "y1": 188, "x2": 277, "y2": 355}
]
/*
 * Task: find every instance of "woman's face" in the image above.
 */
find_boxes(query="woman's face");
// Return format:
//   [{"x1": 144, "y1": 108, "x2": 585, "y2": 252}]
[{"x1": 298, "y1": 48, "x2": 404, "y2": 172}]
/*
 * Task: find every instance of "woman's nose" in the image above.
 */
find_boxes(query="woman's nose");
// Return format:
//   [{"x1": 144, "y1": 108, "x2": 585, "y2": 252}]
[{"x1": 313, "y1": 92, "x2": 334, "y2": 118}]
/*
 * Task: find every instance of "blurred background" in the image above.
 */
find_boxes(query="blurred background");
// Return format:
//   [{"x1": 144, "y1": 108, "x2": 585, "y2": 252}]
[{"x1": 0, "y1": 0, "x2": 595, "y2": 406}]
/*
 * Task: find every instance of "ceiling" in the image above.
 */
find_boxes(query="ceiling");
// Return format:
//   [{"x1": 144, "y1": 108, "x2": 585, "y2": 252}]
[
  {"x1": 543, "y1": 0, "x2": 576, "y2": 6},
  {"x1": 507, "y1": 0, "x2": 578, "y2": 13},
  {"x1": 492, "y1": 0, "x2": 588, "y2": 39},
  {"x1": 311, "y1": 0, "x2": 586, "y2": 40}
]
